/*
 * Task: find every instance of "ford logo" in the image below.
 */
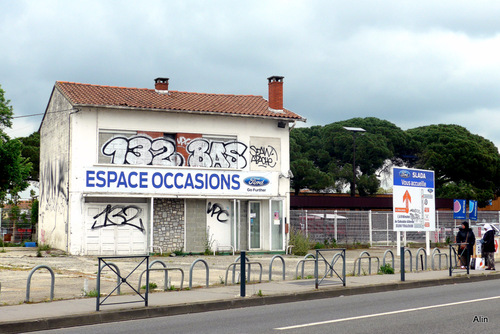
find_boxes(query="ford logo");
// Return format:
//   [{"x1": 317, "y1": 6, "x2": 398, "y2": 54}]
[
  {"x1": 399, "y1": 170, "x2": 410, "y2": 178},
  {"x1": 243, "y1": 177, "x2": 269, "y2": 187}
]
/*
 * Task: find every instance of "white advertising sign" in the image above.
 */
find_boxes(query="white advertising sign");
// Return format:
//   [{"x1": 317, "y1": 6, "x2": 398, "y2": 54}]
[
  {"x1": 393, "y1": 167, "x2": 435, "y2": 231},
  {"x1": 83, "y1": 167, "x2": 277, "y2": 196}
]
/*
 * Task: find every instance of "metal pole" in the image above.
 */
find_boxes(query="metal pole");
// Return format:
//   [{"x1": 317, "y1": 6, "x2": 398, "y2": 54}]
[
  {"x1": 352, "y1": 133, "x2": 356, "y2": 197},
  {"x1": 400, "y1": 246, "x2": 405, "y2": 281},
  {"x1": 240, "y1": 251, "x2": 246, "y2": 297}
]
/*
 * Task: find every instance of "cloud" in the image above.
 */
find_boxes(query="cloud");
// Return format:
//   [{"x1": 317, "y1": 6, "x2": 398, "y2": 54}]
[{"x1": 1, "y1": 0, "x2": 500, "y2": 150}]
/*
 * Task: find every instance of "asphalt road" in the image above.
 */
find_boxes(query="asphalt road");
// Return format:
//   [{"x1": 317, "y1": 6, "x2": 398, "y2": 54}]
[{"x1": 37, "y1": 280, "x2": 500, "y2": 334}]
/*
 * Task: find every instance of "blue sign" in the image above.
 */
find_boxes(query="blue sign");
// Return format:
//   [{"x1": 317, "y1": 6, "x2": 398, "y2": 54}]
[
  {"x1": 453, "y1": 199, "x2": 466, "y2": 219},
  {"x1": 393, "y1": 168, "x2": 434, "y2": 188},
  {"x1": 243, "y1": 177, "x2": 269, "y2": 187},
  {"x1": 468, "y1": 200, "x2": 478, "y2": 221}
]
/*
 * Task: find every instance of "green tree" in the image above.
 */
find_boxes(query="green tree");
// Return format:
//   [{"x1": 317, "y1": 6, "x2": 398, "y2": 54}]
[
  {"x1": 18, "y1": 131, "x2": 40, "y2": 180},
  {"x1": 406, "y1": 124, "x2": 500, "y2": 206},
  {"x1": 0, "y1": 85, "x2": 32, "y2": 203},
  {"x1": 290, "y1": 158, "x2": 331, "y2": 195}
]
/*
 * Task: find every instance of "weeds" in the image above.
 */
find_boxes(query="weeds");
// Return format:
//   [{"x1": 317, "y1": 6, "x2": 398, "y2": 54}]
[{"x1": 378, "y1": 263, "x2": 395, "y2": 275}]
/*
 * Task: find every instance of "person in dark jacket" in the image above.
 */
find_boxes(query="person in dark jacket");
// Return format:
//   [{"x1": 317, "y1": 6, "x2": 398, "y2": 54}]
[
  {"x1": 456, "y1": 221, "x2": 475, "y2": 268},
  {"x1": 481, "y1": 224, "x2": 496, "y2": 270}
]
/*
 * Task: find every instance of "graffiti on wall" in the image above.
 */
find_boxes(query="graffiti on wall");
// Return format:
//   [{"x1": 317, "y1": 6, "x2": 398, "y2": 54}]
[
  {"x1": 101, "y1": 134, "x2": 248, "y2": 169},
  {"x1": 187, "y1": 139, "x2": 247, "y2": 169},
  {"x1": 40, "y1": 159, "x2": 68, "y2": 242},
  {"x1": 250, "y1": 145, "x2": 278, "y2": 168},
  {"x1": 102, "y1": 135, "x2": 185, "y2": 166},
  {"x1": 91, "y1": 204, "x2": 145, "y2": 232},
  {"x1": 41, "y1": 160, "x2": 68, "y2": 211},
  {"x1": 207, "y1": 201, "x2": 229, "y2": 223}
]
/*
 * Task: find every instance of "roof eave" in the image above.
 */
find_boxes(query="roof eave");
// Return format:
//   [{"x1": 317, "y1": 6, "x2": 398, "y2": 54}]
[{"x1": 72, "y1": 103, "x2": 305, "y2": 122}]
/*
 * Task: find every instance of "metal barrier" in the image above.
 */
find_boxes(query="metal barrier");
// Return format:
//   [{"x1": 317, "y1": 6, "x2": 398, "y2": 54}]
[
  {"x1": 97, "y1": 255, "x2": 149, "y2": 311},
  {"x1": 383, "y1": 249, "x2": 394, "y2": 269},
  {"x1": 99, "y1": 262, "x2": 121, "y2": 295},
  {"x1": 415, "y1": 248, "x2": 428, "y2": 271},
  {"x1": 315, "y1": 249, "x2": 346, "y2": 288},
  {"x1": 149, "y1": 245, "x2": 163, "y2": 255},
  {"x1": 286, "y1": 245, "x2": 294, "y2": 255},
  {"x1": 214, "y1": 245, "x2": 235, "y2": 255},
  {"x1": 189, "y1": 258, "x2": 209, "y2": 289},
  {"x1": 26, "y1": 265, "x2": 55, "y2": 303},
  {"x1": 353, "y1": 251, "x2": 380, "y2": 276},
  {"x1": 449, "y1": 243, "x2": 469, "y2": 276},
  {"x1": 269, "y1": 255, "x2": 286, "y2": 281},
  {"x1": 225, "y1": 261, "x2": 263, "y2": 285},
  {"x1": 431, "y1": 248, "x2": 448, "y2": 270}
]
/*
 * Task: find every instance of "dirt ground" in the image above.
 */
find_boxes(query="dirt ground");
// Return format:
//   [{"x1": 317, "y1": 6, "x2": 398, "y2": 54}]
[{"x1": 0, "y1": 246, "x2": 422, "y2": 306}]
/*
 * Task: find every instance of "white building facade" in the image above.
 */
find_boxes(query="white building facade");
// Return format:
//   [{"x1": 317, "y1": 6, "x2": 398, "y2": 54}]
[{"x1": 39, "y1": 77, "x2": 304, "y2": 255}]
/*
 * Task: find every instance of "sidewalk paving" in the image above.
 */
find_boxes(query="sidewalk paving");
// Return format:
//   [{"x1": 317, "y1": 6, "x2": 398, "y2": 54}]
[{"x1": 1, "y1": 267, "x2": 499, "y2": 334}]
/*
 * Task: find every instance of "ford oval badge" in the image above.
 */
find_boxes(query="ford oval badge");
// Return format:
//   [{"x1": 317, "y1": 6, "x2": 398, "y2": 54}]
[
  {"x1": 243, "y1": 177, "x2": 269, "y2": 187},
  {"x1": 399, "y1": 170, "x2": 410, "y2": 178}
]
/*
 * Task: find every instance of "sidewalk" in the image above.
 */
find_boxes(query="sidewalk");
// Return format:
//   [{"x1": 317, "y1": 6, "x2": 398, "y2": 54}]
[{"x1": 1, "y1": 267, "x2": 499, "y2": 334}]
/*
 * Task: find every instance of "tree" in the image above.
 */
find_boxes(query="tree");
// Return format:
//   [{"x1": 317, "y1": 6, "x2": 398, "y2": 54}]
[
  {"x1": 406, "y1": 124, "x2": 500, "y2": 207},
  {"x1": 18, "y1": 132, "x2": 40, "y2": 180},
  {"x1": 0, "y1": 85, "x2": 32, "y2": 203},
  {"x1": 290, "y1": 158, "x2": 331, "y2": 195}
]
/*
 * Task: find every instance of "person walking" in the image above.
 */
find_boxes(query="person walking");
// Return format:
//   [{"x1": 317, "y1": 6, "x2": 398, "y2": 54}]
[
  {"x1": 481, "y1": 224, "x2": 496, "y2": 270},
  {"x1": 456, "y1": 221, "x2": 475, "y2": 269}
]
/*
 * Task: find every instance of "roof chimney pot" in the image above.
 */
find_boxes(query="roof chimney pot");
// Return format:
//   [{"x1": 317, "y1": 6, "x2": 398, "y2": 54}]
[
  {"x1": 155, "y1": 77, "x2": 169, "y2": 93},
  {"x1": 267, "y1": 76, "x2": 284, "y2": 111}
]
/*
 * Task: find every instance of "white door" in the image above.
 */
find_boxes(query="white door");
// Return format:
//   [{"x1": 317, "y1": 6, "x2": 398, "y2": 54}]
[{"x1": 85, "y1": 203, "x2": 148, "y2": 255}]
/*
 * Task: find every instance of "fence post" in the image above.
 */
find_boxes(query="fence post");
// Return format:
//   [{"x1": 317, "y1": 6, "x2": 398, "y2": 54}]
[{"x1": 369, "y1": 210, "x2": 373, "y2": 246}]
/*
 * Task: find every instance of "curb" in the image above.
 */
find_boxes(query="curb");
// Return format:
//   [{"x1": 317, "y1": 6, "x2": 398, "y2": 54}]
[{"x1": 1, "y1": 273, "x2": 499, "y2": 333}]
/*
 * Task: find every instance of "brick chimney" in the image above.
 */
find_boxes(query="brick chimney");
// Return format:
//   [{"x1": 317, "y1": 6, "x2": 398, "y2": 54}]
[
  {"x1": 155, "y1": 77, "x2": 169, "y2": 93},
  {"x1": 267, "y1": 76, "x2": 284, "y2": 111}
]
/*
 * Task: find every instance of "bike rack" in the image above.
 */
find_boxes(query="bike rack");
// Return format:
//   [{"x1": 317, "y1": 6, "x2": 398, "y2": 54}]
[
  {"x1": 232, "y1": 255, "x2": 251, "y2": 283},
  {"x1": 315, "y1": 249, "x2": 346, "y2": 288},
  {"x1": 225, "y1": 262, "x2": 262, "y2": 285},
  {"x1": 26, "y1": 265, "x2": 55, "y2": 303},
  {"x1": 296, "y1": 254, "x2": 328, "y2": 279},
  {"x1": 415, "y1": 248, "x2": 427, "y2": 271},
  {"x1": 137, "y1": 260, "x2": 168, "y2": 291},
  {"x1": 189, "y1": 258, "x2": 209, "y2": 289},
  {"x1": 138, "y1": 267, "x2": 184, "y2": 290},
  {"x1": 431, "y1": 248, "x2": 448, "y2": 270},
  {"x1": 383, "y1": 249, "x2": 395, "y2": 269},
  {"x1": 403, "y1": 248, "x2": 413, "y2": 273},
  {"x1": 97, "y1": 255, "x2": 149, "y2": 311},
  {"x1": 269, "y1": 255, "x2": 286, "y2": 281},
  {"x1": 99, "y1": 262, "x2": 121, "y2": 295},
  {"x1": 353, "y1": 251, "x2": 380, "y2": 276}
]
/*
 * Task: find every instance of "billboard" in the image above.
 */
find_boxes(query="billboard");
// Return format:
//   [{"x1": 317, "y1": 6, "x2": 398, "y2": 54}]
[{"x1": 393, "y1": 167, "x2": 435, "y2": 231}]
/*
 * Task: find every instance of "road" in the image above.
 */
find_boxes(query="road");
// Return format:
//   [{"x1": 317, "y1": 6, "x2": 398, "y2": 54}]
[{"x1": 38, "y1": 280, "x2": 500, "y2": 334}]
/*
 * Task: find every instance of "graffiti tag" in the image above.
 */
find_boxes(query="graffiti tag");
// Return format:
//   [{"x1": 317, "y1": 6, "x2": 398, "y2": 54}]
[
  {"x1": 250, "y1": 145, "x2": 278, "y2": 168},
  {"x1": 187, "y1": 139, "x2": 247, "y2": 169},
  {"x1": 102, "y1": 135, "x2": 185, "y2": 166},
  {"x1": 92, "y1": 204, "x2": 145, "y2": 232},
  {"x1": 207, "y1": 202, "x2": 229, "y2": 223}
]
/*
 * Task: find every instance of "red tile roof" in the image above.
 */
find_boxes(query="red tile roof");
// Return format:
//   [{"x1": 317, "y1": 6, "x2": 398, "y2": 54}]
[{"x1": 55, "y1": 81, "x2": 304, "y2": 121}]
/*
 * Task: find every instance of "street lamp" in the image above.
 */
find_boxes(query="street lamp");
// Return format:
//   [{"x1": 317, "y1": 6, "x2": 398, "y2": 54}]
[{"x1": 343, "y1": 126, "x2": 366, "y2": 197}]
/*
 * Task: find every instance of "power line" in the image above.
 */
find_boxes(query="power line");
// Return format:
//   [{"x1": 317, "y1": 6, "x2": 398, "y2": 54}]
[{"x1": 12, "y1": 108, "x2": 75, "y2": 119}]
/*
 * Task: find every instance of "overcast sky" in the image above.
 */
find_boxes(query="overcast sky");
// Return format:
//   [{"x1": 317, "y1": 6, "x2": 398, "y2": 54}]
[{"x1": 2, "y1": 0, "x2": 500, "y2": 150}]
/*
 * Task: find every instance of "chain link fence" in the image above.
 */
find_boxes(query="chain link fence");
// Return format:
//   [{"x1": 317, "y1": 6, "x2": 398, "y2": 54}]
[{"x1": 290, "y1": 209, "x2": 500, "y2": 245}]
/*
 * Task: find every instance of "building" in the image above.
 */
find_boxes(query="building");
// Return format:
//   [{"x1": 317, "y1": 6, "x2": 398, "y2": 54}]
[{"x1": 39, "y1": 77, "x2": 304, "y2": 255}]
